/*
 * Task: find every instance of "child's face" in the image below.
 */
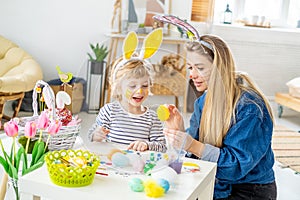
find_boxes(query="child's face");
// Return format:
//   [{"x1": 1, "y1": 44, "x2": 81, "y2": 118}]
[{"x1": 121, "y1": 75, "x2": 150, "y2": 107}]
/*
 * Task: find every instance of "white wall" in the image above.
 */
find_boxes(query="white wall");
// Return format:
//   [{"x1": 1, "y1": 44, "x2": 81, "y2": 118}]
[
  {"x1": 211, "y1": 24, "x2": 300, "y2": 96},
  {"x1": 0, "y1": 0, "x2": 114, "y2": 81},
  {"x1": 1, "y1": 0, "x2": 300, "y2": 97}
]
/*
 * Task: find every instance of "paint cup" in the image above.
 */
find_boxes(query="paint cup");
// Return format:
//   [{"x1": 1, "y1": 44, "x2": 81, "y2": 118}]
[{"x1": 168, "y1": 149, "x2": 186, "y2": 174}]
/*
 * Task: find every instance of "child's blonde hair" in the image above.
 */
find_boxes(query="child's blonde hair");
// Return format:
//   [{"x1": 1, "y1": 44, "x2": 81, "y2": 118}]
[{"x1": 109, "y1": 57, "x2": 153, "y2": 101}]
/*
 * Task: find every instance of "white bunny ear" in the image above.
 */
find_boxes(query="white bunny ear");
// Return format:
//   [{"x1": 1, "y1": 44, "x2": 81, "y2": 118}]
[
  {"x1": 56, "y1": 91, "x2": 71, "y2": 109},
  {"x1": 123, "y1": 31, "x2": 138, "y2": 59},
  {"x1": 140, "y1": 28, "x2": 163, "y2": 59}
]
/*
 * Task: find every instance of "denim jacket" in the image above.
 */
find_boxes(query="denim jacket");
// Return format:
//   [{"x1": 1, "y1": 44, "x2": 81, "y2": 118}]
[{"x1": 186, "y1": 91, "x2": 275, "y2": 199}]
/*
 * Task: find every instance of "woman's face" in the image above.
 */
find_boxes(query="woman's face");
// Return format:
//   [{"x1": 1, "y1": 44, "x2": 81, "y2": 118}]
[
  {"x1": 186, "y1": 51, "x2": 212, "y2": 92},
  {"x1": 120, "y1": 74, "x2": 150, "y2": 108}
]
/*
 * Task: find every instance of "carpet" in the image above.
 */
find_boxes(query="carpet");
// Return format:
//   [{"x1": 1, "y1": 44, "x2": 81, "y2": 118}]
[{"x1": 272, "y1": 125, "x2": 300, "y2": 173}]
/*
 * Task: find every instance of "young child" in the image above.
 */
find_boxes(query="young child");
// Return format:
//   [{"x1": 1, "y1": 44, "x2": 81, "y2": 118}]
[{"x1": 88, "y1": 29, "x2": 166, "y2": 152}]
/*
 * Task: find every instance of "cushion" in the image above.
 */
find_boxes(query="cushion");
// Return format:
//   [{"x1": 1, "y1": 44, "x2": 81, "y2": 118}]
[
  {"x1": 286, "y1": 77, "x2": 300, "y2": 98},
  {"x1": 0, "y1": 35, "x2": 43, "y2": 93}
]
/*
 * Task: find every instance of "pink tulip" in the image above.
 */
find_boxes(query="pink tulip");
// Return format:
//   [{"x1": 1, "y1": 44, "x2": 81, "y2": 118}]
[
  {"x1": 47, "y1": 120, "x2": 62, "y2": 136},
  {"x1": 4, "y1": 120, "x2": 18, "y2": 137},
  {"x1": 37, "y1": 111, "x2": 49, "y2": 129},
  {"x1": 24, "y1": 121, "x2": 37, "y2": 138}
]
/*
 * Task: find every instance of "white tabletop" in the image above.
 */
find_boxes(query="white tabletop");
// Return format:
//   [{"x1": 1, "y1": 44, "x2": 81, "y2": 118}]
[{"x1": 19, "y1": 141, "x2": 217, "y2": 200}]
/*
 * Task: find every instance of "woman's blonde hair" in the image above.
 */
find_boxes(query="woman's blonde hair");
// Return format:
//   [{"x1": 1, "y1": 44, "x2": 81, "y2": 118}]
[
  {"x1": 185, "y1": 35, "x2": 274, "y2": 147},
  {"x1": 109, "y1": 57, "x2": 153, "y2": 101}
]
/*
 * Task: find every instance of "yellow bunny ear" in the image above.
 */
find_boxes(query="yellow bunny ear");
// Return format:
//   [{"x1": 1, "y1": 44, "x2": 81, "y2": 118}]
[
  {"x1": 142, "y1": 28, "x2": 163, "y2": 59},
  {"x1": 123, "y1": 31, "x2": 138, "y2": 59}
]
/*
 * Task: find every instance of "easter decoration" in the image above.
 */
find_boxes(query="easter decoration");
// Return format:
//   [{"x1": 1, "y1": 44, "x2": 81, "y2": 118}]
[
  {"x1": 128, "y1": 177, "x2": 171, "y2": 198},
  {"x1": 153, "y1": 14, "x2": 214, "y2": 51},
  {"x1": 56, "y1": 66, "x2": 73, "y2": 84},
  {"x1": 18, "y1": 80, "x2": 81, "y2": 151},
  {"x1": 45, "y1": 149, "x2": 100, "y2": 187},
  {"x1": 156, "y1": 104, "x2": 170, "y2": 121}
]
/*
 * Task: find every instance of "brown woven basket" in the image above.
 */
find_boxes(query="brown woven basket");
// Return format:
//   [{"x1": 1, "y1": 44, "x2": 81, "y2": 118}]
[{"x1": 151, "y1": 68, "x2": 186, "y2": 97}]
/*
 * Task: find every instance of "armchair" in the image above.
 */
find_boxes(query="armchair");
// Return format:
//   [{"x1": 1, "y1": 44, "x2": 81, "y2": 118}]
[{"x1": 0, "y1": 35, "x2": 43, "y2": 122}]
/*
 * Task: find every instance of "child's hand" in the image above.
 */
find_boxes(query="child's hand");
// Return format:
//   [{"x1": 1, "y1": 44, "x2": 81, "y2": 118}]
[
  {"x1": 92, "y1": 126, "x2": 109, "y2": 142},
  {"x1": 127, "y1": 141, "x2": 148, "y2": 152},
  {"x1": 165, "y1": 104, "x2": 185, "y2": 131}
]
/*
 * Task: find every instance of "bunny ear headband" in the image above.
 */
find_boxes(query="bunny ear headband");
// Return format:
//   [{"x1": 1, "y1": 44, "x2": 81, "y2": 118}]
[
  {"x1": 112, "y1": 28, "x2": 163, "y2": 82},
  {"x1": 153, "y1": 15, "x2": 213, "y2": 51}
]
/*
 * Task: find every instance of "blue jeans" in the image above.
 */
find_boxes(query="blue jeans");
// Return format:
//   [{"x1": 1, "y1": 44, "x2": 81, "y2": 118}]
[{"x1": 215, "y1": 181, "x2": 277, "y2": 200}]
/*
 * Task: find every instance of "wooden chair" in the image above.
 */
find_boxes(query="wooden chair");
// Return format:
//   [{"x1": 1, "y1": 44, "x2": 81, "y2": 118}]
[{"x1": 0, "y1": 92, "x2": 25, "y2": 123}]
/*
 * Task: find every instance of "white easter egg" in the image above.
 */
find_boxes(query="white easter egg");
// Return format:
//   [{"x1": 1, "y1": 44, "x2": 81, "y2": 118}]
[{"x1": 151, "y1": 166, "x2": 178, "y2": 184}]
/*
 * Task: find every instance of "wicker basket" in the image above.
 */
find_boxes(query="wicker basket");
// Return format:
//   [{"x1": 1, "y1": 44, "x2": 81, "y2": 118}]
[
  {"x1": 45, "y1": 149, "x2": 100, "y2": 187},
  {"x1": 151, "y1": 69, "x2": 186, "y2": 96},
  {"x1": 18, "y1": 80, "x2": 81, "y2": 151}
]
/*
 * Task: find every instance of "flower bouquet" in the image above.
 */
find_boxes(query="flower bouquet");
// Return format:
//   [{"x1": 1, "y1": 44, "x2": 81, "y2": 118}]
[{"x1": 0, "y1": 116, "x2": 59, "y2": 200}]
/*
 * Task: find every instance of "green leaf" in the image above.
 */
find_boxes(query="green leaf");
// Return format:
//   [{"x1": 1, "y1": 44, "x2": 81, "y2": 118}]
[
  {"x1": 0, "y1": 156, "x2": 9, "y2": 174},
  {"x1": 30, "y1": 140, "x2": 40, "y2": 166},
  {"x1": 23, "y1": 161, "x2": 44, "y2": 176},
  {"x1": 6, "y1": 158, "x2": 18, "y2": 180},
  {"x1": 32, "y1": 141, "x2": 45, "y2": 166},
  {"x1": 15, "y1": 147, "x2": 25, "y2": 172},
  {"x1": 22, "y1": 154, "x2": 28, "y2": 176},
  {"x1": 87, "y1": 43, "x2": 109, "y2": 62}
]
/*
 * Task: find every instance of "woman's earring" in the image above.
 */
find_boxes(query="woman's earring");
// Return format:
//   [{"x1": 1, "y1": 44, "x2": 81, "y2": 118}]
[{"x1": 189, "y1": 75, "x2": 193, "y2": 79}]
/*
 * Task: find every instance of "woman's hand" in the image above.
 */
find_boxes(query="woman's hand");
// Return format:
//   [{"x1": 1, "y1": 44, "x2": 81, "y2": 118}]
[
  {"x1": 92, "y1": 126, "x2": 110, "y2": 142},
  {"x1": 163, "y1": 128, "x2": 194, "y2": 151},
  {"x1": 165, "y1": 104, "x2": 185, "y2": 131},
  {"x1": 127, "y1": 141, "x2": 148, "y2": 152}
]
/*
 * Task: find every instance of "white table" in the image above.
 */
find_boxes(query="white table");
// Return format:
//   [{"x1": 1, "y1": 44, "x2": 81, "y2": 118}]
[{"x1": 19, "y1": 158, "x2": 216, "y2": 200}]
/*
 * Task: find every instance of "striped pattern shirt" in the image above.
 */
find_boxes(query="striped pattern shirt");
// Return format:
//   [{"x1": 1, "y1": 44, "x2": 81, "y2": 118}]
[{"x1": 88, "y1": 101, "x2": 166, "y2": 152}]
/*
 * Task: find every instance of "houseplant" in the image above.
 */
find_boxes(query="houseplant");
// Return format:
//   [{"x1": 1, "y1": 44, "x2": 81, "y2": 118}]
[{"x1": 87, "y1": 43, "x2": 109, "y2": 75}]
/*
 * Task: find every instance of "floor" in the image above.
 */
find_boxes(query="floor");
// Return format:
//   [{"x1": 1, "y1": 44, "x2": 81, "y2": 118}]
[{"x1": 1, "y1": 97, "x2": 300, "y2": 199}]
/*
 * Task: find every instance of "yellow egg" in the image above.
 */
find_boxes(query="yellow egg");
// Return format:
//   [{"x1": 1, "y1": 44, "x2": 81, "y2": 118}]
[
  {"x1": 144, "y1": 179, "x2": 165, "y2": 198},
  {"x1": 156, "y1": 105, "x2": 170, "y2": 121},
  {"x1": 72, "y1": 156, "x2": 87, "y2": 167}
]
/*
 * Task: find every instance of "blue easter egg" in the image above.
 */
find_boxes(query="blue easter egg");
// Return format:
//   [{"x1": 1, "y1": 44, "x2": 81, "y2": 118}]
[
  {"x1": 111, "y1": 152, "x2": 130, "y2": 167},
  {"x1": 129, "y1": 178, "x2": 144, "y2": 192},
  {"x1": 157, "y1": 178, "x2": 170, "y2": 193}
]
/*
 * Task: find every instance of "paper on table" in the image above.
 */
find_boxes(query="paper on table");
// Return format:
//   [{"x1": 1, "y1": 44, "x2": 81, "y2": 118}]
[{"x1": 85, "y1": 141, "x2": 127, "y2": 156}]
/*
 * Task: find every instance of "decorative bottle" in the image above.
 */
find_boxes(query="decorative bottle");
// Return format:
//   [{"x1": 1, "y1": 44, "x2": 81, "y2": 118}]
[{"x1": 223, "y1": 4, "x2": 232, "y2": 24}]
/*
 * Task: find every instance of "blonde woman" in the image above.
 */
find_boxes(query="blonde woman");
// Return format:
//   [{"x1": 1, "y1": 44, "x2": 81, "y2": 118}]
[
  {"x1": 164, "y1": 35, "x2": 276, "y2": 199},
  {"x1": 88, "y1": 29, "x2": 166, "y2": 152}
]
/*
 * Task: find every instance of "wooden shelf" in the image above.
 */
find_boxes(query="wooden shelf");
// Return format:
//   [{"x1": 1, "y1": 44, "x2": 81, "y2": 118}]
[{"x1": 244, "y1": 23, "x2": 271, "y2": 28}]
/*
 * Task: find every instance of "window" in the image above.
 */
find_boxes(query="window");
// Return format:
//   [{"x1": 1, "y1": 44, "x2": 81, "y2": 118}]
[{"x1": 210, "y1": 0, "x2": 300, "y2": 28}]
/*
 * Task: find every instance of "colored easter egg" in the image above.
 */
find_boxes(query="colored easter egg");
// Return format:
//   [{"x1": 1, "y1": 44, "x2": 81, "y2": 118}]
[
  {"x1": 144, "y1": 179, "x2": 165, "y2": 198},
  {"x1": 107, "y1": 149, "x2": 123, "y2": 160},
  {"x1": 129, "y1": 178, "x2": 144, "y2": 192},
  {"x1": 156, "y1": 105, "x2": 170, "y2": 121},
  {"x1": 111, "y1": 152, "x2": 130, "y2": 167},
  {"x1": 127, "y1": 153, "x2": 145, "y2": 172},
  {"x1": 157, "y1": 178, "x2": 170, "y2": 193}
]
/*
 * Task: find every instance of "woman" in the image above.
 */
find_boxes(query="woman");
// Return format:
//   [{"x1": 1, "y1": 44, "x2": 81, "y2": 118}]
[{"x1": 164, "y1": 34, "x2": 277, "y2": 199}]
